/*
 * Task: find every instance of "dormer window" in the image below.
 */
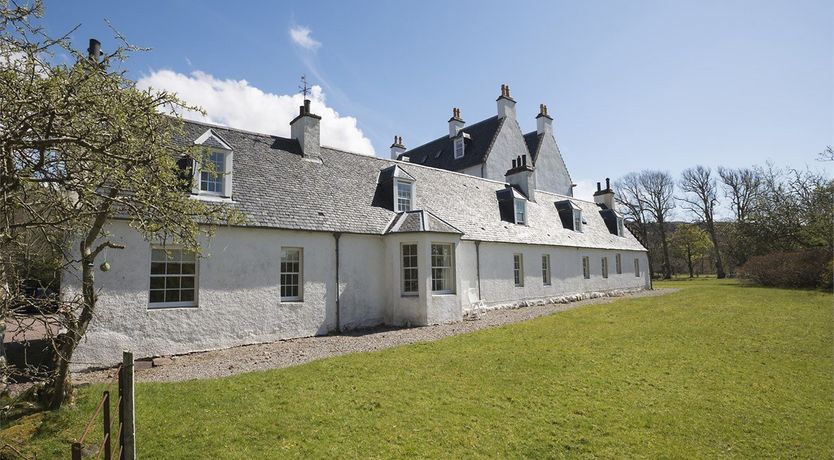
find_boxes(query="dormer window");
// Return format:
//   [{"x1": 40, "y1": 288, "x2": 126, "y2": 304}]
[
  {"x1": 192, "y1": 129, "x2": 233, "y2": 199},
  {"x1": 453, "y1": 137, "x2": 464, "y2": 159},
  {"x1": 514, "y1": 199, "x2": 526, "y2": 225},
  {"x1": 573, "y1": 209, "x2": 583, "y2": 233},
  {"x1": 395, "y1": 179, "x2": 414, "y2": 212},
  {"x1": 200, "y1": 151, "x2": 226, "y2": 193},
  {"x1": 617, "y1": 217, "x2": 625, "y2": 237}
]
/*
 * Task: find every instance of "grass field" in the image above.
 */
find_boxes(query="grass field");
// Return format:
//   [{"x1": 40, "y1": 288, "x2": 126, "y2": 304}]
[{"x1": 2, "y1": 278, "x2": 832, "y2": 458}]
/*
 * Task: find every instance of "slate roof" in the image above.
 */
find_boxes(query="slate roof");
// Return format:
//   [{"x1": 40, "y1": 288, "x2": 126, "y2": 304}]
[
  {"x1": 397, "y1": 116, "x2": 503, "y2": 171},
  {"x1": 523, "y1": 131, "x2": 542, "y2": 162},
  {"x1": 384, "y1": 210, "x2": 462, "y2": 234},
  {"x1": 176, "y1": 119, "x2": 646, "y2": 252}
]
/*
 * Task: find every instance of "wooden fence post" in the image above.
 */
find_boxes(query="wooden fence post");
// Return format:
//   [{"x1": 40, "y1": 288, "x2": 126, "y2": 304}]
[
  {"x1": 103, "y1": 391, "x2": 111, "y2": 460},
  {"x1": 122, "y1": 350, "x2": 135, "y2": 460},
  {"x1": 71, "y1": 442, "x2": 82, "y2": 460}
]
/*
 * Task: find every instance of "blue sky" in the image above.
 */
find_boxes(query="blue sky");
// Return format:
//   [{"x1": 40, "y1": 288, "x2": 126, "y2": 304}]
[{"x1": 43, "y1": 1, "x2": 832, "y2": 201}]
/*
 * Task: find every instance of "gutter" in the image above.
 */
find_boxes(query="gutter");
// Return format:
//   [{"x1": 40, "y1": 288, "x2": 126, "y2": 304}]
[
  {"x1": 333, "y1": 232, "x2": 341, "y2": 332},
  {"x1": 475, "y1": 240, "x2": 482, "y2": 300}
]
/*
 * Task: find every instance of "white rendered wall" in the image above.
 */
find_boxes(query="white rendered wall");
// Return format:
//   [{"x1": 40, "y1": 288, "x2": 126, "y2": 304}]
[
  {"x1": 532, "y1": 134, "x2": 573, "y2": 196},
  {"x1": 472, "y1": 242, "x2": 650, "y2": 308},
  {"x1": 481, "y1": 119, "x2": 531, "y2": 183},
  {"x1": 69, "y1": 221, "x2": 386, "y2": 367}
]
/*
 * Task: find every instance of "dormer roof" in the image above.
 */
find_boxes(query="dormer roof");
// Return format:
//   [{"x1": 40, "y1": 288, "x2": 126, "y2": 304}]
[
  {"x1": 384, "y1": 210, "x2": 462, "y2": 235},
  {"x1": 193, "y1": 128, "x2": 233, "y2": 150}
]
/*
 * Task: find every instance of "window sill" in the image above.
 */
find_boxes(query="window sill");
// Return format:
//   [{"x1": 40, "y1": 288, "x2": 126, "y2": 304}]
[
  {"x1": 431, "y1": 292, "x2": 456, "y2": 296},
  {"x1": 401, "y1": 293, "x2": 419, "y2": 298},
  {"x1": 280, "y1": 299, "x2": 304, "y2": 304},
  {"x1": 148, "y1": 304, "x2": 198, "y2": 310},
  {"x1": 190, "y1": 193, "x2": 234, "y2": 203}
]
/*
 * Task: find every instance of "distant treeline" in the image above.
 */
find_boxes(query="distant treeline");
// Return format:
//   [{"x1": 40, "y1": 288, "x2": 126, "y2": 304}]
[{"x1": 616, "y1": 152, "x2": 833, "y2": 289}]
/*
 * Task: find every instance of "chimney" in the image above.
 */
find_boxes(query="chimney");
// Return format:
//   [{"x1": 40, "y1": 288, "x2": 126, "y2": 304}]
[
  {"x1": 496, "y1": 84, "x2": 516, "y2": 119},
  {"x1": 504, "y1": 154, "x2": 536, "y2": 202},
  {"x1": 448, "y1": 107, "x2": 465, "y2": 138},
  {"x1": 390, "y1": 135, "x2": 406, "y2": 160},
  {"x1": 87, "y1": 38, "x2": 103, "y2": 62},
  {"x1": 536, "y1": 103, "x2": 553, "y2": 135},
  {"x1": 593, "y1": 177, "x2": 615, "y2": 209},
  {"x1": 290, "y1": 99, "x2": 322, "y2": 160}
]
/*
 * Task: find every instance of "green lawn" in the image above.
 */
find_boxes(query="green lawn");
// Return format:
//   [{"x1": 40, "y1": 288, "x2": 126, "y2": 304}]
[{"x1": 2, "y1": 279, "x2": 832, "y2": 458}]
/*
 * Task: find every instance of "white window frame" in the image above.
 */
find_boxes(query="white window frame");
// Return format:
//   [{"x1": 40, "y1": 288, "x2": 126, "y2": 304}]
[
  {"x1": 148, "y1": 246, "x2": 198, "y2": 309},
  {"x1": 401, "y1": 242, "x2": 419, "y2": 296},
  {"x1": 280, "y1": 247, "x2": 304, "y2": 302},
  {"x1": 582, "y1": 256, "x2": 591, "y2": 279},
  {"x1": 634, "y1": 258, "x2": 641, "y2": 277},
  {"x1": 514, "y1": 199, "x2": 527, "y2": 225},
  {"x1": 542, "y1": 254, "x2": 551, "y2": 286},
  {"x1": 453, "y1": 137, "x2": 465, "y2": 159},
  {"x1": 193, "y1": 148, "x2": 234, "y2": 198},
  {"x1": 602, "y1": 257, "x2": 609, "y2": 279},
  {"x1": 573, "y1": 209, "x2": 583, "y2": 232},
  {"x1": 616, "y1": 254, "x2": 622, "y2": 274},
  {"x1": 394, "y1": 178, "x2": 415, "y2": 212},
  {"x1": 431, "y1": 243, "x2": 455, "y2": 294},
  {"x1": 513, "y1": 253, "x2": 524, "y2": 287}
]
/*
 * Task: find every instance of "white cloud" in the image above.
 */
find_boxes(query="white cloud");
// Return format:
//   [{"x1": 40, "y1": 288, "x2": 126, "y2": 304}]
[
  {"x1": 289, "y1": 25, "x2": 321, "y2": 50},
  {"x1": 137, "y1": 69, "x2": 374, "y2": 155}
]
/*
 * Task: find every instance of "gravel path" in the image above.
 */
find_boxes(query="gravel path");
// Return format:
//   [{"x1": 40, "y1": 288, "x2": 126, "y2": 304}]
[{"x1": 74, "y1": 288, "x2": 677, "y2": 385}]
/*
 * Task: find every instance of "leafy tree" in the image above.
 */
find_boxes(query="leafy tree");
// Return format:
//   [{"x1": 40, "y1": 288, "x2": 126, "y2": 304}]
[
  {"x1": 679, "y1": 166, "x2": 725, "y2": 278},
  {"x1": 670, "y1": 224, "x2": 712, "y2": 278},
  {"x1": 1, "y1": 2, "x2": 240, "y2": 408}
]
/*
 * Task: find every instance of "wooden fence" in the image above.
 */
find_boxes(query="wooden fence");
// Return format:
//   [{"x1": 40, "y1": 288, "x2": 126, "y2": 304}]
[{"x1": 71, "y1": 351, "x2": 134, "y2": 460}]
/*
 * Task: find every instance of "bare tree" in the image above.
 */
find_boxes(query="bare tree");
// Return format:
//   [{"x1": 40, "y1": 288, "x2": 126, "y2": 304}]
[
  {"x1": 679, "y1": 166, "x2": 725, "y2": 278},
  {"x1": 718, "y1": 167, "x2": 761, "y2": 223},
  {"x1": 818, "y1": 146, "x2": 833, "y2": 162},
  {"x1": 615, "y1": 173, "x2": 653, "y2": 276},
  {"x1": 637, "y1": 171, "x2": 675, "y2": 279}
]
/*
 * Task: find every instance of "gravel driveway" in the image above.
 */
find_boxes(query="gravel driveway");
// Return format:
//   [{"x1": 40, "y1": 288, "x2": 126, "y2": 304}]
[{"x1": 74, "y1": 288, "x2": 677, "y2": 385}]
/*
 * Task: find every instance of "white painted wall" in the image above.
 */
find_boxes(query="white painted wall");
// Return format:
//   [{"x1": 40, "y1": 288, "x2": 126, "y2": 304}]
[{"x1": 67, "y1": 221, "x2": 648, "y2": 368}]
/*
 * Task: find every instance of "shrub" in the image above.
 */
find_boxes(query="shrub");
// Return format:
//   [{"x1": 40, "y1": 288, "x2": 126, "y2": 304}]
[{"x1": 738, "y1": 249, "x2": 832, "y2": 290}]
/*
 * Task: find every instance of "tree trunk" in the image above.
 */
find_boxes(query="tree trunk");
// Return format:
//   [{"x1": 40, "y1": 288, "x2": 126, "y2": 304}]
[
  {"x1": 42, "y1": 244, "x2": 97, "y2": 409},
  {"x1": 686, "y1": 245, "x2": 694, "y2": 278},
  {"x1": 706, "y1": 218, "x2": 726, "y2": 279},
  {"x1": 657, "y1": 220, "x2": 673, "y2": 279}
]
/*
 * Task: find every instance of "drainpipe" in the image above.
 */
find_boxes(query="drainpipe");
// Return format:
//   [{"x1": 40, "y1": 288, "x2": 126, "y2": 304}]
[
  {"x1": 333, "y1": 232, "x2": 341, "y2": 332},
  {"x1": 475, "y1": 240, "x2": 482, "y2": 300}
]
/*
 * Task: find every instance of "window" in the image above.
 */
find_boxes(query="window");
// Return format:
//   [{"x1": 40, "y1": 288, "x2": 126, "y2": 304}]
[
  {"x1": 514, "y1": 199, "x2": 526, "y2": 225},
  {"x1": 431, "y1": 243, "x2": 455, "y2": 293},
  {"x1": 401, "y1": 243, "x2": 418, "y2": 295},
  {"x1": 617, "y1": 217, "x2": 625, "y2": 237},
  {"x1": 454, "y1": 137, "x2": 464, "y2": 159},
  {"x1": 634, "y1": 258, "x2": 641, "y2": 277},
  {"x1": 616, "y1": 254, "x2": 622, "y2": 275},
  {"x1": 280, "y1": 247, "x2": 303, "y2": 301},
  {"x1": 149, "y1": 248, "x2": 197, "y2": 308},
  {"x1": 395, "y1": 179, "x2": 413, "y2": 212},
  {"x1": 513, "y1": 253, "x2": 524, "y2": 287},
  {"x1": 602, "y1": 257, "x2": 609, "y2": 279},
  {"x1": 582, "y1": 256, "x2": 590, "y2": 279},
  {"x1": 542, "y1": 254, "x2": 551, "y2": 286},
  {"x1": 200, "y1": 151, "x2": 226, "y2": 194},
  {"x1": 573, "y1": 209, "x2": 583, "y2": 232}
]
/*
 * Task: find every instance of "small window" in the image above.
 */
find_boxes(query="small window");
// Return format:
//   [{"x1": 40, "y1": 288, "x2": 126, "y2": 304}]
[
  {"x1": 454, "y1": 137, "x2": 464, "y2": 159},
  {"x1": 149, "y1": 247, "x2": 197, "y2": 308},
  {"x1": 431, "y1": 243, "x2": 455, "y2": 293},
  {"x1": 573, "y1": 209, "x2": 583, "y2": 232},
  {"x1": 395, "y1": 179, "x2": 414, "y2": 212},
  {"x1": 200, "y1": 151, "x2": 226, "y2": 194},
  {"x1": 634, "y1": 258, "x2": 641, "y2": 277},
  {"x1": 514, "y1": 199, "x2": 526, "y2": 225},
  {"x1": 616, "y1": 254, "x2": 622, "y2": 275},
  {"x1": 602, "y1": 257, "x2": 609, "y2": 279},
  {"x1": 401, "y1": 243, "x2": 418, "y2": 295},
  {"x1": 280, "y1": 247, "x2": 303, "y2": 301},
  {"x1": 542, "y1": 254, "x2": 551, "y2": 286},
  {"x1": 617, "y1": 217, "x2": 625, "y2": 237},
  {"x1": 513, "y1": 254, "x2": 524, "y2": 287},
  {"x1": 582, "y1": 256, "x2": 590, "y2": 279}
]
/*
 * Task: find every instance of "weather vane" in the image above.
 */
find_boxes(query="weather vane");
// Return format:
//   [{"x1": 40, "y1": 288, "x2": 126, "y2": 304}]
[{"x1": 298, "y1": 74, "x2": 310, "y2": 98}]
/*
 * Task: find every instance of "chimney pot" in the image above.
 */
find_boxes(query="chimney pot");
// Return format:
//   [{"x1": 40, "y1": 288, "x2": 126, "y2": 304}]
[
  {"x1": 512, "y1": 159, "x2": 517, "y2": 168},
  {"x1": 606, "y1": 178, "x2": 611, "y2": 190},
  {"x1": 87, "y1": 38, "x2": 102, "y2": 61},
  {"x1": 597, "y1": 182, "x2": 601, "y2": 192},
  {"x1": 522, "y1": 154, "x2": 527, "y2": 166}
]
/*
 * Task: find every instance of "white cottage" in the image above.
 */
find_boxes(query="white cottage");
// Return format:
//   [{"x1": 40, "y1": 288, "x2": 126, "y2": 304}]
[{"x1": 68, "y1": 86, "x2": 649, "y2": 368}]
